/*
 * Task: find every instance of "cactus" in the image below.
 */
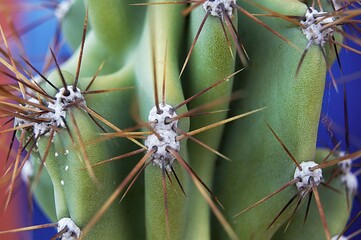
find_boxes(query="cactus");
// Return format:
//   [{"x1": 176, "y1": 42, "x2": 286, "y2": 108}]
[{"x1": 0, "y1": 0, "x2": 361, "y2": 239}]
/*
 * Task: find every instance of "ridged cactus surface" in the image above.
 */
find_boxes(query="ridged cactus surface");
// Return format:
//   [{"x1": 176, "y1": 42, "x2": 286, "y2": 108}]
[{"x1": 0, "y1": 0, "x2": 361, "y2": 239}]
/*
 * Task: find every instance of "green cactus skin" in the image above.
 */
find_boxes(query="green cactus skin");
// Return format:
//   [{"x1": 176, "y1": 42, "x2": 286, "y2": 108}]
[
  {"x1": 34, "y1": 70, "x2": 145, "y2": 239},
  {"x1": 61, "y1": 0, "x2": 146, "y2": 76},
  {"x1": 134, "y1": 2, "x2": 189, "y2": 239},
  {"x1": 61, "y1": 0, "x2": 87, "y2": 50},
  {"x1": 37, "y1": 109, "x2": 130, "y2": 240},
  {"x1": 184, "y1": 5, "x2": 237, "y2": 240},
  {"x1": 272, "y1": 149, "x2": 351, "y2": 240},
  {"x1": 0, "y1": 0, "x2": 359, "y2": 239},
  {"x1": 37, "y1": 134, "x2": 69, "y2": 222},
  {"x1": 31, "y1": 155, "x2": 57, "y2": 222},
  {"x1": 84, "y1": 0, "x2": 145, "y2": 66},
  {"x1": 214, "y1": 1, "x2": 337, "y2": 239}
]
